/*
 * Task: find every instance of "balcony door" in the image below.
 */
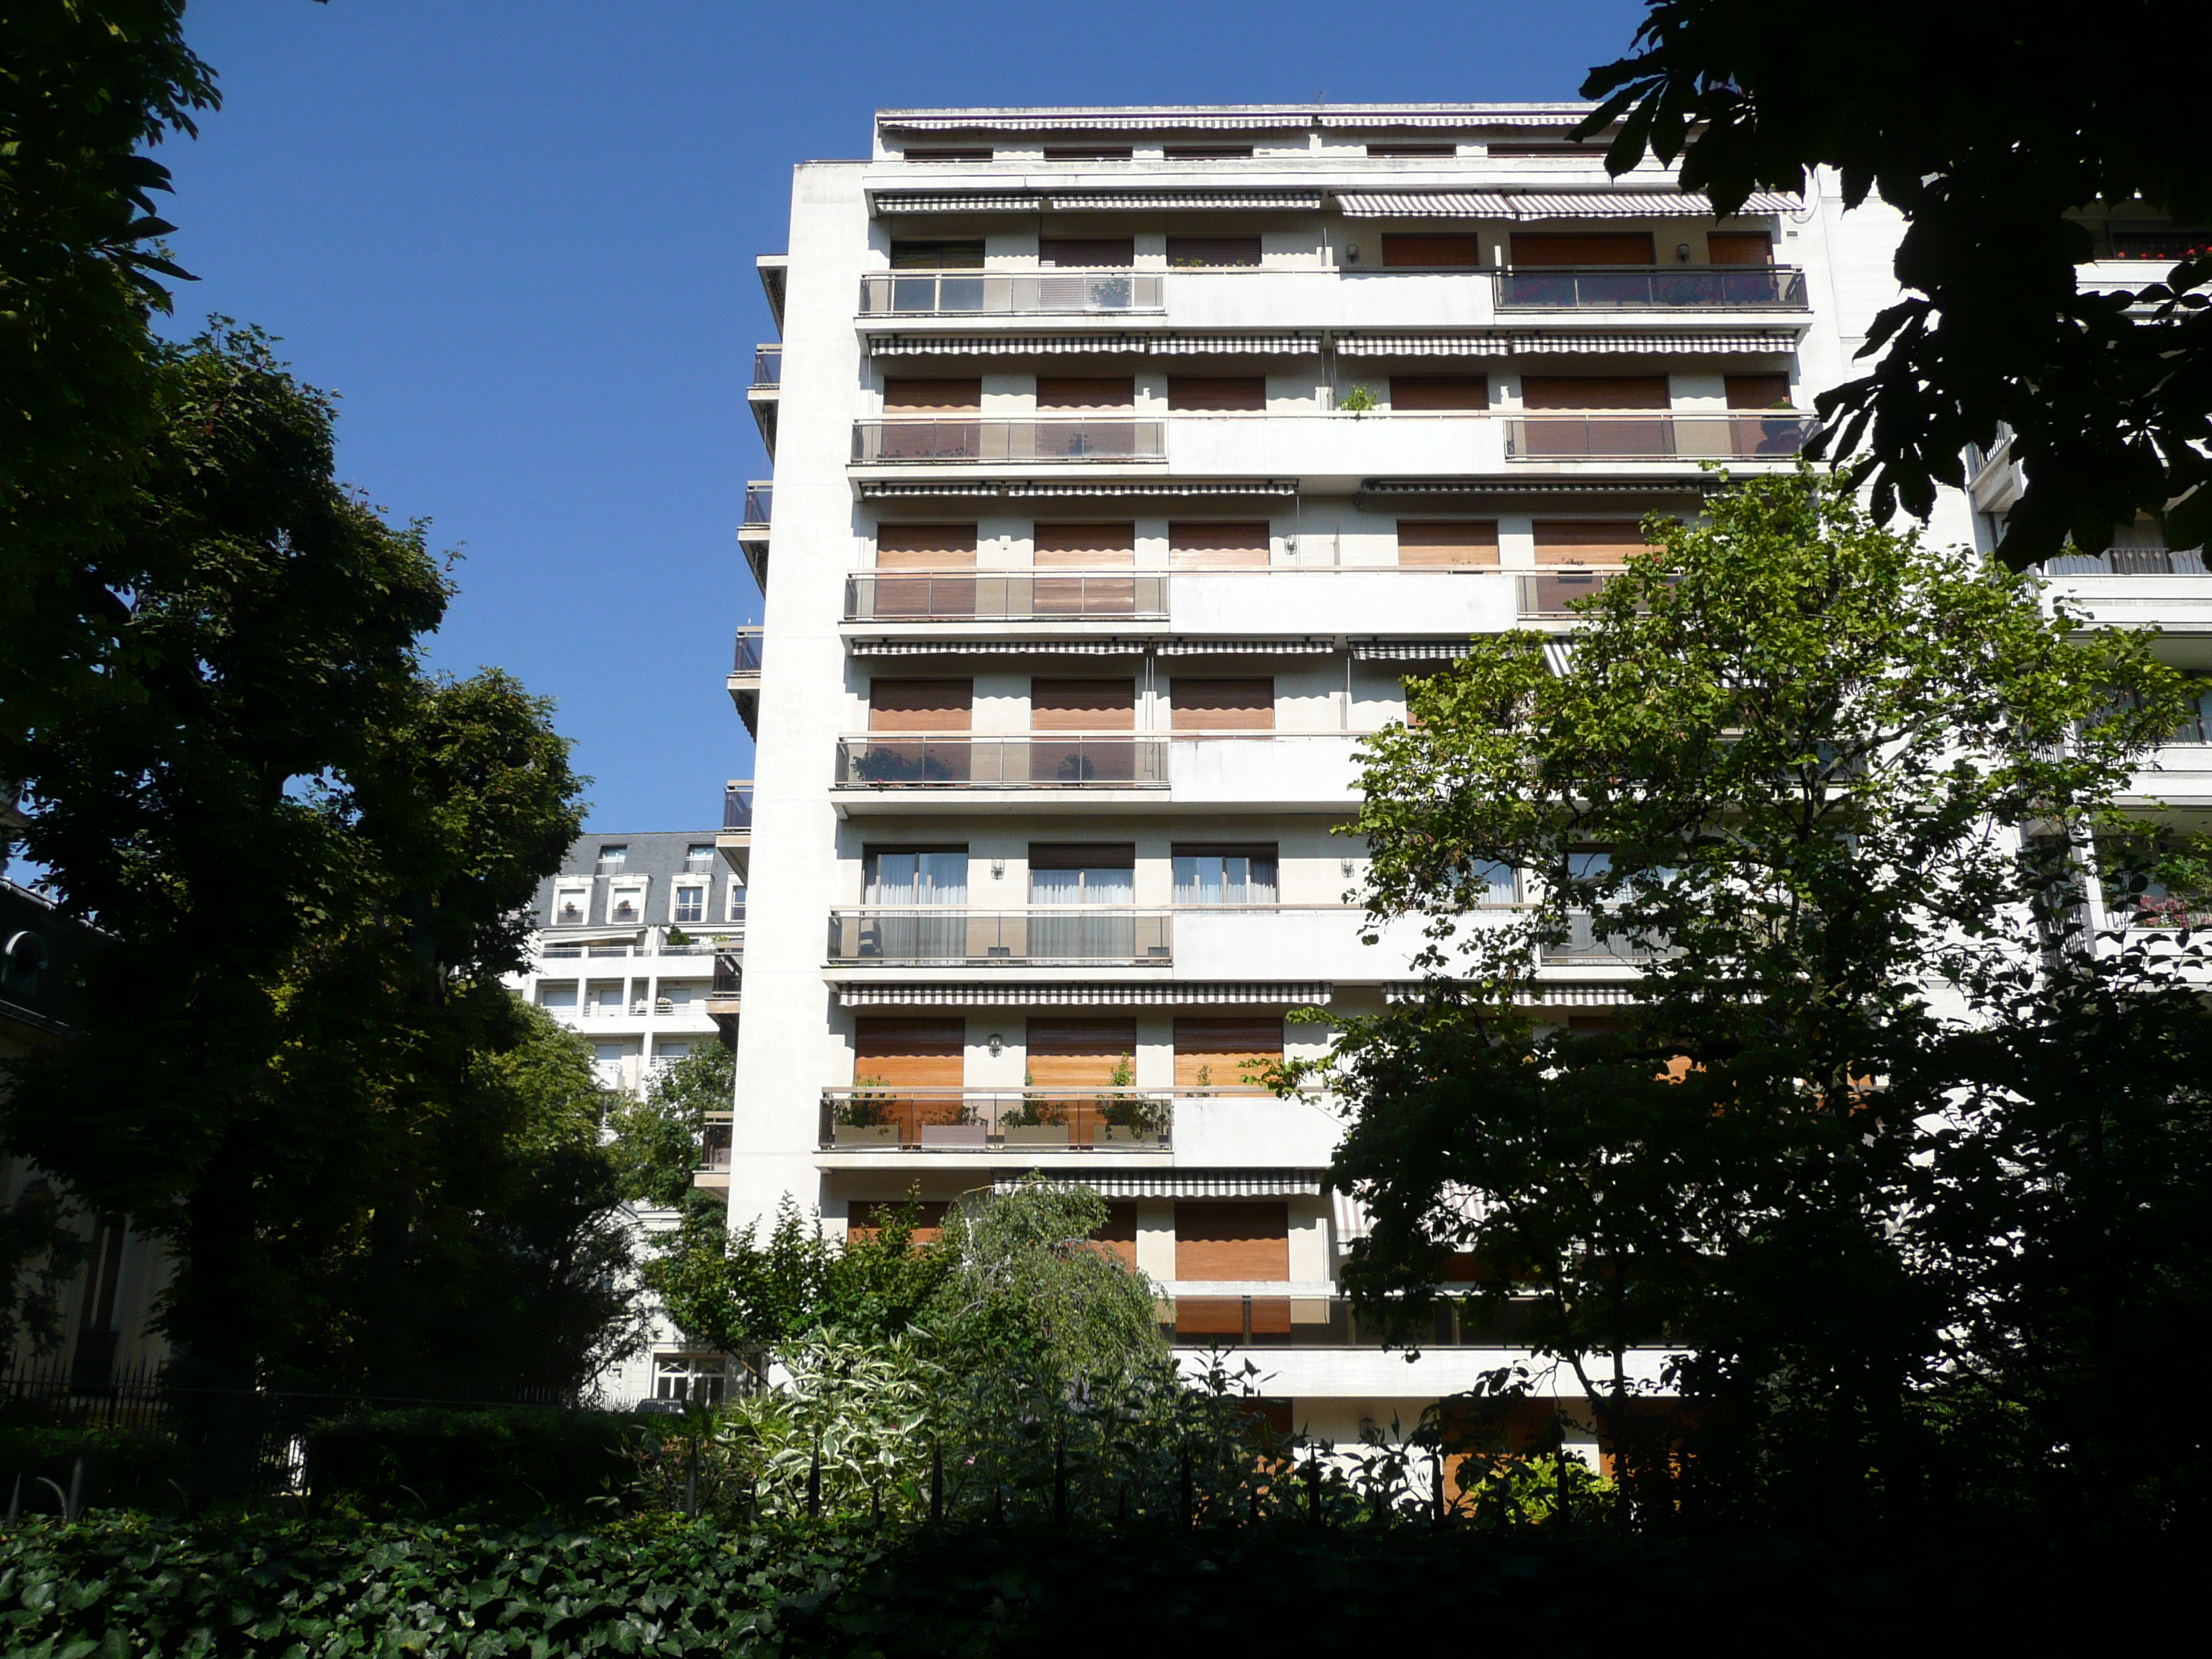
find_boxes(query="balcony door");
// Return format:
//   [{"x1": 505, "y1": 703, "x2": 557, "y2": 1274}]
[
  {"x1": 873, "y1": 523, "x2": 976, "y2": 619},
  {"x1": 1529, "y1": 522, "x2": 1656, "y2": 618},
  {"x1": 1520, "y1": 374, "x2": 1671, "y2": 458},
  {"x1": 1174, "y1": 1016, "x2": 1283, "y2": 1094},
  {"x1": 1509, "y1": 233, "x2": 1655, "y2": 266},
  {"x1": 881, "y1": 377, "x2": 981, "y2": 460},
  {"x1": 861, "y1": 847, "x2": 968, "y2": 962},
  {"x1": 1171, "y1": 678, "x2": 1274, "y2": 731},
  {"x1": 1034, "y1": 520, "x2": 1135, "y2": 616},
  {"x1": 1173, "y1": 845, "x2": 1278, "y2": 904},
  {"x1": 1397, "y1": 519, "x2": 1500, "y2": 568},
  {"x1": 1035, "y1": 378, "x2": 1135, "y2": 460},
  {"x1": 1170, "y1": 521, "x2": 1270, "y2": 569},
  {"x1": 1390, "y1": 375, "x2": 1489, "y2": 412},
  {"x1": 853, "y1": 1016, "x2": 966, "y2": 1134},
  {"x1": 1380, "y1": 233, "x2": 1482, "y2": 269},
  {"x1": 1030, "y1": 844, "x2": 1136, "y2": 960},
  {"x1": 1030, "y1": 678, "x2": 1138, "y2": 783},
  {"x1": 1025, "y1": 1017, "x2": 1139, "y2": 1141},
  {"x1": 865, "y1": 678, "x2": 972, "y2": 785}
]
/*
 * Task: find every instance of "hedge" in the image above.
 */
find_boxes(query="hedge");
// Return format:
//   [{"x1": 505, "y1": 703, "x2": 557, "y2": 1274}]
[
  {"x1": 300, "y1": 1407, "x2": 638, "y2": 1522},
  {"x1": 0, "y1": 1426, "x2": 188, "y2": 1519}
]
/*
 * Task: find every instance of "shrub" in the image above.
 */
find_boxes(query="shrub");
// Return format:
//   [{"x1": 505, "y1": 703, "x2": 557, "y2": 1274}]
[
  {"x1": 302, "y1": 1407, "x2": 634, "y2": 1521},
  {"x1": 0, "y1": 1426, "x2": 187, "y2": 1516}
]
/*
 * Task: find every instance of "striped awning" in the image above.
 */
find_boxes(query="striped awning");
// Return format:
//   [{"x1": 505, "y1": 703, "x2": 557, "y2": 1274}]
[
  {"x1": 1048, "y1": 191, "x2": 1323, "y2": 212},
  {"x1": 1336, "y1": 189, "x2": 1800, "y2": 220},
  {"x1": 1336, "y1": 192, "x2": 1516, "y2": 218},
  {"x1": 1318, "y1": 109, "x2": 1591, "y2": 130},
  {"x1": 1511, "y1": 330, "x2": 1802, "y2": 355},
  {"x1": 864, "y1": 333, "x2": 1323, "y2": 357},
  {"x1": 856, "y1": 479, "x2": 1300, "y2": 500},
  {"x1": 1337, "y1": 333, "x2": 1512, "y2": 357},
  {"x1": 1001, "y1": 1172, "x2": 1328, "y2": 1198},
  {"x1": 1354, "y1": 642, "x2": 1473, "y2": 662},
  {"x1": 875, "y1": 192, "x2": 1046, "y2": 215},
  {"x1": 1384, "y1": 980, "x2": 1637, "y2": 1005},
  {"x1": 1359, "y1": 476, "x2": 1707, "y2": 497},
  {"x1": 848, "y1": 639, "x2": 1146, "y2": 657},
  {"x1": 1156, "y1": 639, "x2": 1336, "y2": 655},
  {"x1": 838, "y1": 981, "x2": 1333, "y2": 1007},
  {"x1": 881, "y1": 112, "x2": 1315, "y2": 133},
  {"x1": 1148, "y1": 334, "x2": 1323, "y2": 355}
]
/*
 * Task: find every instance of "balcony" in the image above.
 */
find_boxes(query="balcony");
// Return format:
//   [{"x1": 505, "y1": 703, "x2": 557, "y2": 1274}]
[
  {"x1": 1503, "y1": 411, "x2": 1814, "y2": 462},
  {"x1": 827, "y1": 909, "x2": 1172, "y2": 966},
  {"x1": 1517, "y1": 569, "x2": 1631, "y2": 618},
  {"x1": 716, "y1": 780, "x2": 752, "y2": 882},
  {"x1": 727, "y1": 629, "x2": 762, "y2": 736},
  {"x1": 737, "y1": 482, "x2": 770, "y2": 589},
  {"x1": 751, "y1": 345, "x2": 781, "y2": 387},
  {"x1": 706, "y1": 952, "x2": 742, "y2": 1019},
  {"x1": 696, "y1": 1114, "x2": 732, "y2": 1191},
  {"x1": 846, "y1": 570, "x2": 1168, "y2": 622},
  {"x1": 742, "y1": 481, "x2": 772, "y2": 528},
  {"x1": 2042, "y1": 546, "x2": 2208, "y2": 576},
  {"x1": 835, "y1": 735, "x2": 1167, "y2": 788},
  {"x1": 1494, "y1": 265, "x2": 1809, "y2": 311},
  {"x1": 853, "y1": 417, "x2": 1166, "y2": 465},
  {"x1": 858, "y1": 270, "x2": 1166, "y2": 317},
  {"x1": 747, "y1": 351, "x2": 779, "y2": 457},
  {"x1": 1167, "y1": 1295, "x2": 1553, "y2": 1349},
  {"x1": 1537, "y1": 910, "x2": 1669, "y2": 965},
  {"x1": 819, "y1": 1088, "x2": 1172, "y2": 1151}
]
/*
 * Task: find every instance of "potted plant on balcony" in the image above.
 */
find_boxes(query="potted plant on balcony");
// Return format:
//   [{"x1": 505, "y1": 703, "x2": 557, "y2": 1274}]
[
  {"x1": 1336, "y1": 384, "x2": 1377, "y2": 419},
  {"x1": 1094, "y1": 1053, "x2": 1160, "y2": 1146},
  {"x1": 1004, "y1": 1068, "x2": 1070, "y2": 1146},
  {"x1": 834, "y1": 1074, "x2": 902, "y2": 1146}
]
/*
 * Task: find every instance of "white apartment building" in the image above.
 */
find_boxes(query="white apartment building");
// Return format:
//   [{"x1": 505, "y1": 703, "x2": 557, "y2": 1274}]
[{"x1": 729, "y1": 102, "x2": 2208, "y2": 1453}]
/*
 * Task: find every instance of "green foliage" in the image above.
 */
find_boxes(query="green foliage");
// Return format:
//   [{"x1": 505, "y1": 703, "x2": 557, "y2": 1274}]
[
  {"x1": 1313, "y1": 473, "x2": 2211, "y2": 1527},
  {"x1": 1578, "y1": 4, "x2": 2212, "y2": 566},
  {"x1": 0, "y1": 1426, "x2": 186, "y2": 1516},
  {"x1": 302, "y1": 1408, "x2": 634, "y2": 1523},
  {"x1": 608, "y1": 1040, "x2": 732, "y2": 1218},
  {"x1": 0, "y1": 1179, "x2": 87, "y2": 1357},
  {"x1": 1336, "y1": 383, "x2": 1378, "y2": 415}
]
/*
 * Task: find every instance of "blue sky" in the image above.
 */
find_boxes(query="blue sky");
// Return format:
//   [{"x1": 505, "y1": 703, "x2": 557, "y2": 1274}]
[{"x1": 161, "y1": 0, "x2": 1646, "y2": 833}]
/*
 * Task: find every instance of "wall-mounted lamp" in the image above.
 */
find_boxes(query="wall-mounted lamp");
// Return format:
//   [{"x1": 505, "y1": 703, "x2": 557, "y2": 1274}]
[
  {"x1": 1344, "y1": 243, "x2": 1361, "y2": 264},
  {"x1": 1340, "y1": 857, "x2": 1356, "y2": 878},
  {"x1": 1674, "y1": 242, "x2": 1692, "y2": 263},
  {"x1": 986, "y1": 1033, "x2": 1005, "y2": 1057},
  {"x1": 990, "y1": 858, "x2": 1007, "y2": 879}
]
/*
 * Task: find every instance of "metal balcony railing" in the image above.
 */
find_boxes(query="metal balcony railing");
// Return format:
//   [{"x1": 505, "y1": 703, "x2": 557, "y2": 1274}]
[
  {"x1": 2041, "y1": 546, "x2": 2208, "y2": 576},
  {"x1": 752, "y1": 345, "x2": 781, "y2": 387},
  {"x1": 1166, "y1": 1295, "x2": 1570, "y2": 1349},
  {"x1": 853, "y1": 418, "x2": 1166, "y2": 464},
  {"x1": 1537, "y1": 909, "x2": 1670, "y2": 963},
  {"x1": 858, "y1": 270, "x2": 1166, "y2": 316},
  {"x1": 1503, "y1": 411, "x2": 1813, "y2": 461},
  {"x1": 828, "y1": 909, "x2": 1172, "y2": 966},
  {"x1": 742, "y1": 482, "x2": 772, "y2": 526},
  {"x1": 2084, "y1": 228, "x2": 2212, "y2": 262},
  {"x1": 732, "y1": 629, "x2": 763, "y2": 674},
  {"x1": 836, "y1": 736, "x2": 1168, "y2": 788},
  {"x1": 723, "y1": 781, "x2": 753, "y2": 831},
  {"x1": 1494, "y1": 265, "x2": 1809, "y2": 310},
  {"x1": 820, "y1": 1088, "x2": 1172, "y2": 1151},
  {"x1": 845, "y1": 570, "x2": 1169, "y2": 621}
]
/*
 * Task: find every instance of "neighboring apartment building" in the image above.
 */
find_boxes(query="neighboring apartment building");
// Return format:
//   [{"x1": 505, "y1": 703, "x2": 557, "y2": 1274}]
[{"x1": 728, "y1": 102, "x2": 2202, "y2": 1455}]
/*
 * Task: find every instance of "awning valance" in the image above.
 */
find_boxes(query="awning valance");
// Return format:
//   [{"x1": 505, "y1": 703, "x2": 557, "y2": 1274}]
[
  {"x1": 874, "y1": 192, "x2": 1046, "y2": 215},
  {"x1": 1336, "y1": 189, "x2": 1801, "y2": 220},
  {"x1": 1337, "y1": 333, "x2": 1511, "y2": 357},
  {"x1": 847, "y1": 639, "x2": 1145, "y2": 657},
  {"x1": 864, "y1": 333, "x2": 1322, "y2": 357},
  {"x1": 881, "y1": 112, "x2": 1314, "y2": 133},
  {"x1": 1353, "y1": 642, "x2": 1473, "y2": 662},
  {"x1": 857, "y1": 479, "x2": 1300, "y2": 500},
  {"x1": 997, "y1": 1172, "x2": 1327, "y2": 1197},
  {"x1": 1156, "y1": 639, "x2": 1336, "y2": 655},
  {"x1": 837, "y1": 981, "x2": 1333, "y2": 1007},
  {"x1": 1050, "y1": 191, "x2": 1323, "y2": 212}
]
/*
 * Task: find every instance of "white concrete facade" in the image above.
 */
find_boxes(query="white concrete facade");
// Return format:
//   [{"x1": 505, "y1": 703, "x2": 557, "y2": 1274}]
[{"x1": 729, "y1": 102, "x2": 2195, "y2": 1438}]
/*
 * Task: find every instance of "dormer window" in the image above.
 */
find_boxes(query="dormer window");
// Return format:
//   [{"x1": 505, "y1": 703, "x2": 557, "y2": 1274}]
[
  {"x1": 594, "y1": 844, "x2": 629, "y2": 874},
  {"x1": 552, "y1": 879, "x2": 590, "y2": 927},
  {"x1": 608, "y1": 877, "x2": 649, "y2": 925},
  {"x1": 684, "y1": 843, "x2": 715, "y2": 871},
  {"x1": 673, "y1": 884, "x2": 706, "y2": 925}
]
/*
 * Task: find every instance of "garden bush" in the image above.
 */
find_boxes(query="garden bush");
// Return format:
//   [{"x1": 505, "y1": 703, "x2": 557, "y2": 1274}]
[
  {"x1": 0, "y1": 1425, "x2": 188, "y2": 1517},
  {"x1": 301, "y1": 1407, "x2": 636, "y2": 1521}
]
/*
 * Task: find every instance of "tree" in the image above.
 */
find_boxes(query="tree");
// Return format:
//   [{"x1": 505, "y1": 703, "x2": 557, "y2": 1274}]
[
  {"x1": 609, "y1": 1041, "x2": 733, "y2": 1227},
  {"x1": 1578, "y1": 4, "x2": 2212, "y2": 568},
  {"x1": 1, "y1": 2, "x2": 218, "y2": 741},
  {"x1": 1311, "y1": 472, "x2": 2197, "y2": 1525},
  {"x1": 0, "y1": 325, "x2": 593, "y2": 1489}
]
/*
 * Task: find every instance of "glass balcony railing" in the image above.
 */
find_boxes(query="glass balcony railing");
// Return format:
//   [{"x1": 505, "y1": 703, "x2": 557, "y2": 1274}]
[
  {"x1": 2041, "y1": 545, "x2": 2208, "y2": 576},
  {"x1": 1504, "y1": 411, "x2": 1813, "y2": 461},
  {"x1": 1538, "y1": 910, "x2": 1670, "y2": 964},
  {"x1": 742, "y1": 482, "x2": 772, "y2": 527},
  {"x1": 853, "y1": 418, "x2": 1166, "y2": 464},
  {"x1": 1494, "y1": 265, "x2": 1809, "y2": 310},
  {"x1": 1166, "y1": 1295, "x2": 1579, "y2": 1349},
  {"x1": 828, "y1": 909, "x2": 1172, "y2": 966},
  {"x1": 820, "y1": 1088, "x2": 1173, "y2": 1151},
  {"x1": 845, "y1": 570, "x2": 1168, "y2": 621},
  {"x1": 732, "y1": 629, "x2": 763, "y2": 674},
  {"x1": 722, "y1": 781, "x2": 753, "y2": 832},
  {"x1": 859, "y1": 270, "x2": 1165, "y2": 315},
  {"x1": 1517, "y1": 570, "x2": 1629, "y2": 617},
  {"x1": 751, "y1": 345, "x2": 781, "y2": 387},
  {"x1": 836, "y1": 736, "x2": 1168, "y2": 788}
]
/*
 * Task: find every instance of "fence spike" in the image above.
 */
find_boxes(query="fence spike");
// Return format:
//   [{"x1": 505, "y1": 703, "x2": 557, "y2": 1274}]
[
  {"x1": 1307, "y1": 1452, "x2": 1323, "y2": 1527},
  {"x1": 1178, "y1": 1445, "x2": 1192, "y2": 1530},
  {"x1": 930, "y1": 1442, "x2": 943, "y2": 1524},
  {"x1": 6, "y1": 1473, "x2": 18, "y2": 1525}
]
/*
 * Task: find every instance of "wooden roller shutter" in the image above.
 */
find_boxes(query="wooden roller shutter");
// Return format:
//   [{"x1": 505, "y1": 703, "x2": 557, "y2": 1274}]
[
  {"x1": 848, "y1": 1200, "x2": 953, "y2": 1246},
  {"x1": 1039, "y1": 237, "x2": 1133, "y2": 268},
  {"x1": 1168, "y1": 376, "x2": 1267, "y2": 412},
  {"x1": 1175, "y1": 1201, "x2": 1290, "y2": 1280},
  {"x1": 1037, "y1": 376, "x2": 1135, "y2": 410},
  {"x1": 1390, "y1": 375, "x2": 1489, "y2": 411},
  {"x1": 1725, "y1": 373, "x2": 1792, "y2": 410},
  {"x1": 1030, "y1": 679, "x2": 1136, "y2": 731},
  {"x1": 1381, "y1": 233, "x2": 1482, "y2": 268},
  {"x1": 889, "y1": 241, "x2": 983, "y2": 270},
  {"x1": 883, "y1": 377, "x2": 981, "y2": 411},
  {"x1": 1520, "y1": 375, "x2": 1670, "y2": 410},
  {"x1": 1174, "y1": 1016, "x2": 1282, "y2": 1090},
  {"x1": 876, "y1": 524, "x2": 978, "y2": 568},
  {"x1": 1707, "y1": 232, "x2": 1773, "y2": 266},
  {"x1": 1396, "y1": 520, "x2": 1499, "y2": 567},
  {"x1": 1171, "y1": 678, "x2": 1273, "y2": 731},
  {"x1": 1509, "y1": 232, "x2": 1655, "y2": 266},
  {"x1": 1034, "y1": 521, "x2": 1136, "y2": 566},
  {"x1": 1025, "y1": 1017, "x2": 1137, "y2": 1087},
  {"x1": 1169, "y1": 521, "x2": 1270, "y2": 568},
  {"x1": 868, "y1": 680, "x2": 973, "y2": 731},
  {"x1": 1166, "y1": 235, "x2": 1262, "y2": 268},
  {"x1": 854, "y1": 1017, "x2": 966, "y2": 1087},
  {"x1": 1085, "y1": 1202, "x2": 1140, "y2": 1269},
  {"x1": 1532, "y1": 522, "x2": 1655, "y2": 566}
]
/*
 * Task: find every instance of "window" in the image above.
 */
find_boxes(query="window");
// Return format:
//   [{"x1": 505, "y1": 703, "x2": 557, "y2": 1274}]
[
  {"x1": 1165, "y1": 144, "x2": 1251, "y2": 160},
  {"x1": 1173, "y1": 845, "x2": 1278, "y2": 904},
  {"x1": 594, "y1": 845, "x2": 629, "y2": 874},
  {"x1": 1367, "y1": 143, "x2": 1456, "y2": 158},
  {"x1": 1725, "y1": 374, "x2": 1793, "y2": 410},
  {"x1": 608, "y1": 881, "x2": 648, "y2": 925},
  {"x1": 592, "y1": 1040, "x2": 629, "y2": 1065},
  {"x1": 1167, "y1": 375, "x2": 1267, "y2": 411},
  {"x1": 1380, "y1": 233, "x2": 1483, "y2": 268},
  {"x1": 1174, "y1": 1201, "x2": 1290, "y2": 1280},
  {"x1": 1036, "y1": 376, "x2": 1135, "y2": 410},
  {"x1": 1026, "y1": 1017, "x2": 1138, "y2": 1087},
  {"x1": 1169, "y1": 521, "x2": 1269, "y2": 568},
  {"x1": 864, "y1": 848, "x2": 968, "y2": 904},
  {"x1": 1398, "y1": 520, "x2": 1500, "y2": 568},
  {"x1": 1171, "y1": 678, "x2": 1274, "y2": 731},
  {"x1": 660, "y1": 980, "x2": 703, "y2": 1007},
  {"x1": 652, "y1": 1353, "x2": 729, "y2": 1406},
  {"x1": 727, "y1": 884, "x2": 747, "y2": 923},
  {"x1": 684, "y1": 843, "x2": 714, "y2": 871},
  {"x1": 1166, "y1": 235, "x2": 1262, "y2": 268},
  {"x1": 1532, "y1": 521, "x2": 1656, "y2": 565},
  {"x1": 1707, "y1": 232, "x2": 1774, "y2": 266},
  {"x1": 889, "y1": 240, "x2": 984, "y2": 270},
  {"x1": 1462, "y1": 861, "x2": 1518, "y2": 906},
  {"x1": 903, "y1": 146, "x2": 992, "y2": 163},
  {"x1": 868, "y1": 679, "x2": 973, "y2": 731},
  {"x1": 1390, "y1": 375, "x2": 1488, "y2": 411},
  {"x1": 1510, "y1": 233, "x2": 1656, "y2": 266},
  {"x1": 1038, "y1": 237, "x2": 1133, "y2": 268},
  {"x1": 672, "y1": 885, "x2": 706, "y2": 924},
  {"x1": 855, "y1": 1017, "x2": 966, "y2": 1091},
  {"x1": 883, "y1": 377, "x2": 981, "y2": 411},
  {"x1": 1174, "y1": 1017, "x2": 1283, "y2": 1091},
  {"x1": 539, "y1": 985, "x2": 577, "y2": 1010},
  {"x1": 1031, "y1": 678, "x2": 1136, "y2": 731},
  {"x1": 590, "y1": 981, "x2": 624, "y2": 1010},
  {"x1": 656, "y1": 1039, "x2": 694, "y2": 1061},
  {"x1": 1030, "y1": 845, "x2": 1134, "y2": 904},
  {"x1": 552, "y1": 881, "x2": 590, "y2": 925},
  {"x1": 1520, "y1": 375, "x2": 1671, "y2": 410},
  {"x1": 1043, "y1": 145, "x2": 1132, "y2": 161}
]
